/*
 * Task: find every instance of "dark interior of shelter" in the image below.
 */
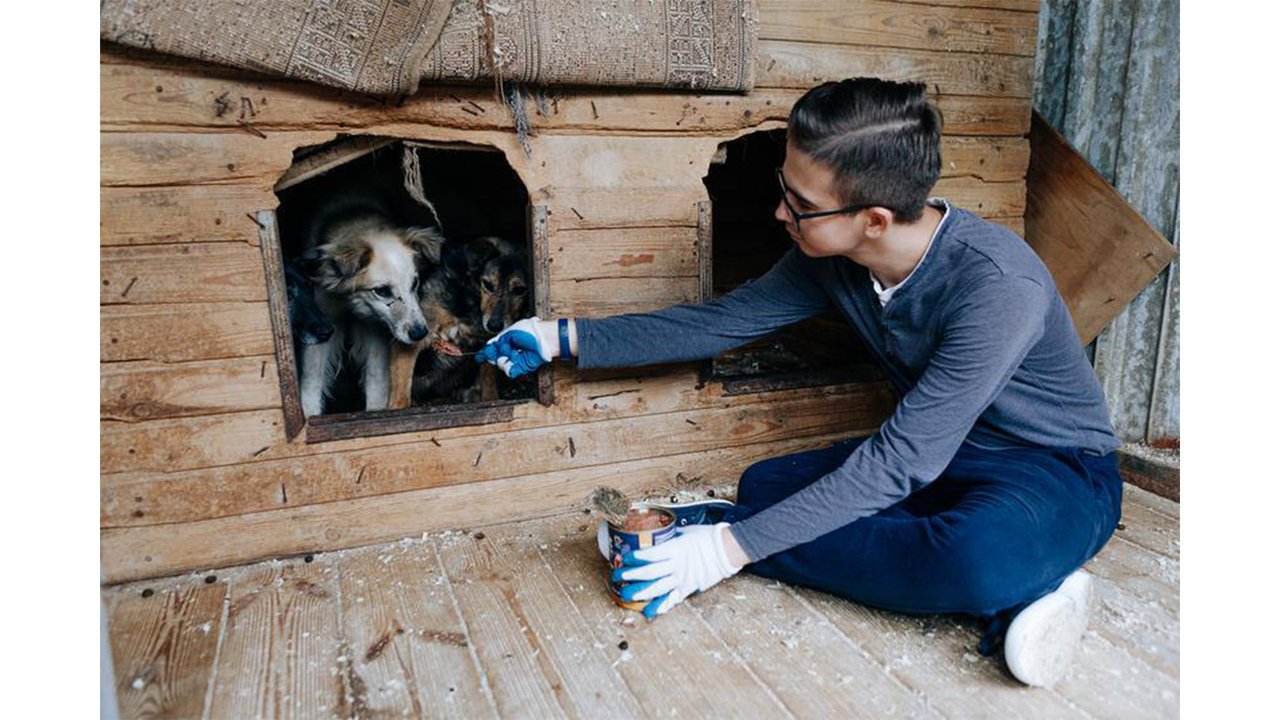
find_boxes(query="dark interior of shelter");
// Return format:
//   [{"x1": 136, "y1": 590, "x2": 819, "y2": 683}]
[{"x1": 703, "y1": 130, "x2": 879, "y2": 390}]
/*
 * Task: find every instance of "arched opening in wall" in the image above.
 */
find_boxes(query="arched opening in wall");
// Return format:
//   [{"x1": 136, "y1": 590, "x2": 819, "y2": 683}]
[
  {"x1": 701, "y1": 129, "x2": 881, "y2": 393},
  {"x1": 260, "y1": 136, "x2": 548, "y2": 442}
]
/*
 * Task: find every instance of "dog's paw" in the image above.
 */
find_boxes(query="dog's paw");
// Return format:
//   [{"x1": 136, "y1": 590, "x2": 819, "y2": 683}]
[{"x1": 301, "y1": 395, "x2": 323, "y2": 417}]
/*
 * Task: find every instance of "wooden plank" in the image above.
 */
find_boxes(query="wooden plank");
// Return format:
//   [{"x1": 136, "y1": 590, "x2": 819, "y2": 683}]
[
  {"x1": 100, "y1": 242, "x2": 267, "y2": 305},
  {"x1": 97, "y1": 128, "x2": 1022, "y2": 214},
  {"x1": 206, "y1": 556, "x2": 344, "y2": 719},
  {"x1": 1085, "y1": 536, "x2": 1178, "y2": 617},
  {"x1": 101, "y1": 302, "x2": 274, "y2": 363},
  {"x1": 795, "y1": 588, "x2": 1086, "y2": 717},
  {"x1": 103, "y1": 576, "x2": 227, "y2": 719},
  {"x1": 1032, "y1": 0, "x2": 1077, "y2": 130},
  {"x1": 100, "y1": 364, "x2": 888, "y2": 475},
  {"x1": 1058, "y1": 1, "x2": 1135, "y2": 184},
  {"x1": 932, "y1": 177, "x2": 1026, "y2": 217},
  {"x1": 336, "y1": 541, "x2": 498, "y2": 719},
  {"x1": 533, "y1": 516, "x2": 794, "y2": 718},
  {"x1": 1024, "y1": 112, "x2": 1176, "y2": 344},
  {"x1": 1055, "y1": 627, "x2": 1178, "y2": 717},
  {"x1": 1116, "y1": 484, "x2": 1179, "y2": 559},
  {"x1": 1118, "y1": 449, "x2": 1180, "y2": 503},
  {"x1": 936, "y1": 94, "x2": 1032, "y2": 137},
  {"x1": 548, "y1": 187, "x2": 701, "y2": 230},
  {"x1": 101, "y1": 356, "x2": 281, "y2": 422},
  {"x1": 530, "y1": 204, "x2": 556, "y2": 407},
  {"x1": 758, "y1": 0, "x2": 1038, "y2": 56},
  {"x1": 1124, "y1": 477, "x2": 1178, "y2": 520},
  {"x1": 1085, "y1": 570, "x2": 1180, "y2": 679},
  {"x1": 257, "y1": 210, "x2": 306, "y2": 441},
  {"x1": 1091, "y1": 0, "x2": 1181, "y2": 442},
  {"x1": 895, "y1": 0, "x2": 1040, "y2": 10},
  {"x1": 532, "y1": 135, "x2": 726, "y2": 190},
  {"x1": 550, "y1": 227, "x2": 699, "y2": 280},
  {"x1": 940, "y1": 136, "x2": 1029, "y2": 182},
  {"x1": 101, "y1": 185, "x2": 275, "y2": 246},
  {"x1": 757, "y1": 39, "x2": 1035, "y2": 98},
  {"x1": 101, "y1": 130, "x2": 327, "y2": 187},
  {"x1": 101, "y1": 386, "x2": 894, "y2": 517},
  {"x1": 100, "y1": 430, "x2": 874, "y2": 582},
  {"x1": 274, "y1": 136, "x2": 395, "y2": 192},
  {"x1": 550, "y1": 276, "x2": 701, "y2": 316},
  {"x1": 688, "y1": 574, "x2": 934, "y2": 717},
  {"x1": 101, "y1": 55, "x2": 1031, "y2": 137},
  {"x1": 1072, "y1": 487, "x2": 1180, "y2": 679},
  {"x1": 437, "y1": 525, "x2": 645, "y2": 718},
  {"x1": 305, "y1": 402, "x2": 519, "y2": 444},
  {"x1": 102, "y1": 410, "x2": 285, "y2": 478},
  {"x1": 1146, "y1": 219, "x2": 1180, "y2": 444}
]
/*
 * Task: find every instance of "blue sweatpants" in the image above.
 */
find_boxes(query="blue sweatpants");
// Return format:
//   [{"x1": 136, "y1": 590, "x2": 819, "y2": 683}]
[{"x1": 723, "y1": 438, "x2": 1122, "y2": 624}]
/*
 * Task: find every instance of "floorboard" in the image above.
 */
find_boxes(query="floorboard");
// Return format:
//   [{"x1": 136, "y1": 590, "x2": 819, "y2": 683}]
[
  {"x1": 104, "y1": 575, "x2": 226, "y2": 720},
  {"x1": 335, "y1": 540, "x2": 498, "y2": 718},
  {"x1": 105, "y1": 486, "x2": 1180, "y2": 719}
]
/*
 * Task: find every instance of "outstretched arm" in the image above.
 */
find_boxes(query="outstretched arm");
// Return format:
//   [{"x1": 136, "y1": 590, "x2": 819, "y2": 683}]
[
  {"x1": 576, "y1": 246, "x2": 834, "y2": 369},
  {"x1": 478, "y1": 247, "x2": 833, "y2": 376}
]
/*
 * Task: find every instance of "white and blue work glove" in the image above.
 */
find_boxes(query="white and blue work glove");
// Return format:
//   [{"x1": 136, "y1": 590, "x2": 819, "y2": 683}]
[
  {"x1": 612, "y1": 523, "x2": 743, "y2": 620},
  {"x1": 475, "y1": 317, "x2": 561, "y2": 378}
]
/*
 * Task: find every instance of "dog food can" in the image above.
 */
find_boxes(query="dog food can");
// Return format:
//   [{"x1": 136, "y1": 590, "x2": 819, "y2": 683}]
[{"x1": 606, "y1": 505, "x2": 678, "y2": 612}]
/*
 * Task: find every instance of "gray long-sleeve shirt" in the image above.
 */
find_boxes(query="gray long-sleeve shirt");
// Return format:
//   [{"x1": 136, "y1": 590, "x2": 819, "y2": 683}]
[{"x1": 575, "y1": 202, "x2": 1120, "y2": 561}]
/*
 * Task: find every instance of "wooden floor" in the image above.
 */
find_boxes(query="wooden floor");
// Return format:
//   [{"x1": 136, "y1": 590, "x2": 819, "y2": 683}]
[{"x1": 104, "y1": 484, "x2": 1179, "y2": 719}]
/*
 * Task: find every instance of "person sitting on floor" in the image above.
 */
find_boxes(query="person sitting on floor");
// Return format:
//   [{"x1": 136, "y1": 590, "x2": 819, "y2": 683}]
[{"x1": 476, "y1": 77, "x2": 1122, "y2": 689}]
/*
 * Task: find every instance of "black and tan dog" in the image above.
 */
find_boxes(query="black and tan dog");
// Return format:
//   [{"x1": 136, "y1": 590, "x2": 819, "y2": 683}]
[{"x1": 388, "y1": 236, "x2": 530, "y2": 407}]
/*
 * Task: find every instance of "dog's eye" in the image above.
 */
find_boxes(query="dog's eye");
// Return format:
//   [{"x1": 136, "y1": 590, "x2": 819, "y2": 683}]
[
  {"x1": 511, "y1": 285, "x2": 528, "y2": 296},
  {"x1": 373, "y1": 286, "x2": 394, "y2": 299}
]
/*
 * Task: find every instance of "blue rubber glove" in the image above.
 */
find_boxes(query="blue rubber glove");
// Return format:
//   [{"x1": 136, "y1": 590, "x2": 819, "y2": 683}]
[
  {"x1": 475, "y1": 317, "x2": 560, "y2": 378},
  {"x1": 611, "y1": 523, "x2": 742, "y2": 620}
]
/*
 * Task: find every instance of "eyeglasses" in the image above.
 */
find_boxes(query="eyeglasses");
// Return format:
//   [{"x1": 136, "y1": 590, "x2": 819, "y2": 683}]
[{"x1": 776, "y1": 167, "x2": 876, "y2": 228}]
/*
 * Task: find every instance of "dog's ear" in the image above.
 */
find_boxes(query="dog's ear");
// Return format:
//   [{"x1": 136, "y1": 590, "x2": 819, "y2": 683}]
[
  {"x1": 440, "y1": 237, "x2": 471, "y2": 279},
  {"x1": 405, "y1": 226, "x2": 445, "y2": 265},
  {"x1": 463, "y1": 238, "x2": 500, "y2": 275},
  {"x1": 310, "y1": 243, "x2": 371, "y2": 291},
  {"x1": 299, "y1": 249, "x2": 324, "y2": 276}
]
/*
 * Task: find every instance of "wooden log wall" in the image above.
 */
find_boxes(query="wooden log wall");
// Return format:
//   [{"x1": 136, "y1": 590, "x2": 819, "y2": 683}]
[
  {"x1": 1034, "y1": 0, "x2": 1180, "y2": 445},
  {"x1": 100, "y1": 0, "x2": 1041, "y2": 582}
]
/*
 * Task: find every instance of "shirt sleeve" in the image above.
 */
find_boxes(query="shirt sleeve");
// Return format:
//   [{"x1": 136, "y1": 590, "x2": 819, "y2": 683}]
[
  {"x1": 576, "y1": 246, "x2": 834, "y2": 369},
  {"x1": 728, "y1": 273, "x2": 1051, "y2": 561}
]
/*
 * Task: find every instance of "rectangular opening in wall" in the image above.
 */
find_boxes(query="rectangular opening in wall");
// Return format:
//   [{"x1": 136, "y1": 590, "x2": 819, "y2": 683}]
[
  {"x1": 701, "y1": 130, "x2": 883, "y2": 395},
  {"x1": 262, "y1": 136, "x2": 548, "y2": 442}
]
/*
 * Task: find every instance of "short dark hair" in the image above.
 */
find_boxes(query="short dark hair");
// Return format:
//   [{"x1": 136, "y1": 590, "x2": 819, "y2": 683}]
[{"x1": 787, "y1": 78, "x2": 942, "y2": 222}]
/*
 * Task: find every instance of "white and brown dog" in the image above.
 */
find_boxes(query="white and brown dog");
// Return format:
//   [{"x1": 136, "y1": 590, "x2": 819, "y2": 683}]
[{"x1": 298, "y1": 196, "x2": 443, "y2": 416}]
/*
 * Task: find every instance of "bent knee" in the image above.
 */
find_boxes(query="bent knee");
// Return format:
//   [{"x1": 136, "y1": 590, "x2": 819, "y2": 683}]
[{"x1": 736, "y1": 456, "x2": 806, "y2": 508}]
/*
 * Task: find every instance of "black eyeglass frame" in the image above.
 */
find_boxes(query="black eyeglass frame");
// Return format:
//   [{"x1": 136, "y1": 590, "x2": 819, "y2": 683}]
[{"x1": 776, "y1": 167, "x2": 881, "y2": 227}]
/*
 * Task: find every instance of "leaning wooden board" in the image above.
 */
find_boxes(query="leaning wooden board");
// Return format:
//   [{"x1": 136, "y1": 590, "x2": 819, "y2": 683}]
[{"x1": 1024, "y1": 112, "x2": 1177, "y2": 344}]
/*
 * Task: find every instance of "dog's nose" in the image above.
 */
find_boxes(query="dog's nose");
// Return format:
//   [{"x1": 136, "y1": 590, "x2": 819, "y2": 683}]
[
  {"x1": 408, "y1": 324, "x2": 429, "y2": 342},
  {"x1": 485, "y1": 316, "x2": 504, "y2": 333}
]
